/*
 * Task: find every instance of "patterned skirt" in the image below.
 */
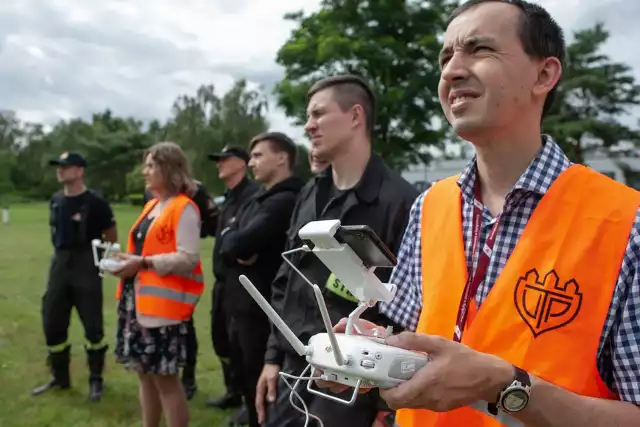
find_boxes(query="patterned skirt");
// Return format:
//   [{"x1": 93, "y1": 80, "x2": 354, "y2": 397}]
[{"x1": 114, "y1": 282, "x2": 188, "y2": 375}]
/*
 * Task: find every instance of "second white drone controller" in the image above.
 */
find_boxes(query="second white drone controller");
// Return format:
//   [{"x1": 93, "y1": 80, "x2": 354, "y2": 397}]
[
  {"x1": 99, "y1": 258, "x2": 125, "y2": 272},
  {"x1": 307, "y1": 333, "x2": 429, "y2": 389}
]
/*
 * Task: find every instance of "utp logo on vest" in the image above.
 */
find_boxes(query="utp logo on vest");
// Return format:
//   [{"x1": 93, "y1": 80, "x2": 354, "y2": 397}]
[
  {"x1": 155, "y1": 224, "x2": 173, "y2": 245},
  {"x1": 514, "y1": 269, "x2": 583, "y2": 338}
]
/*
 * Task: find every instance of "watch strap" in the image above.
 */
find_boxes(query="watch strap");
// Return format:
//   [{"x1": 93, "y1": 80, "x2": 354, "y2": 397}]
[
  {"x1": 514, "y1": 365, "x2": 531, "y2": 387},
  {"x1": 488, "y1": 365, "x2": 530, "y2": 415}
]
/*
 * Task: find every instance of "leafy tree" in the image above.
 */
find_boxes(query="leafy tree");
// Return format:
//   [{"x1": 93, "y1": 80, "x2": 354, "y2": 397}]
[
  {"x1": 0, "y1": 150, "x2": 15, "y2": 201},
  {"x1": 164, "y1": 79, "x2": 270, "y2": 195},
  {"x1": 0, "y1": 111, "x2": 23, "y2": 153},
  {"x1": 273, "y1": 0, "x2": 455, "y2": 169},
  {"x1": 543, "y1": 23, "x2": 640, "y2": 163}
]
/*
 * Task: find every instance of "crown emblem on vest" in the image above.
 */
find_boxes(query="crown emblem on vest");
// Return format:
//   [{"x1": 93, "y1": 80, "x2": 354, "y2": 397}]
[
  {"x1": 514, "y1": 269, "x2": 583, "y2": 338},
  {"x1": 155, "y1": 224, "x2": 173, "y2": 245}
]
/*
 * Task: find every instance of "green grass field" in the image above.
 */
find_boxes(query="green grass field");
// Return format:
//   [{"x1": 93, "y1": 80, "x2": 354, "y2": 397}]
[{"x1": 0, "y1": 203, "x2": 234, "y2": 426}]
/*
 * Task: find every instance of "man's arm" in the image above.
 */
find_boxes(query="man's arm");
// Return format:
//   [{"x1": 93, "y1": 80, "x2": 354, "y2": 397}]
[
  {"x1": 190, "y1": 184, "x2": 219, "y2": 238},
  {"x1": 380, "y1": 333, "x2": 640, "y2": 427},
  {"x1": 380, "y1": 207, "x2": 640, "y2": 427},
  {"x1": 219, "y1": 194, "x2": 296, "y2": 261},
  {"x1": 378, "y1": 191, "x2": 426, "y2": 332},
  {"x1": 512, "y1": 374, "x2": 640, "y2": 426},
  {"x1": 263, "y1": 263, "x2": 289, "y2": 365},
  {"x1": 103, "y1": 225, "x2": 118, "y2": 243},
  {"x1": 95, "y1": 196, "x2": 118, "y2": 243},
  {"x1": 263, "y1": 189, "x2": 308, "y2": 365}
]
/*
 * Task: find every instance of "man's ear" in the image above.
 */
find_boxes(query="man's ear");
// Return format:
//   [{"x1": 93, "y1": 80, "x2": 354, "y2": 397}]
[
  {"x1": 533, "y1": 56, "x2": 562, "y2": 98},
  {"x1": 351, "y1": 104, "x2": 365, "y2": 130}
]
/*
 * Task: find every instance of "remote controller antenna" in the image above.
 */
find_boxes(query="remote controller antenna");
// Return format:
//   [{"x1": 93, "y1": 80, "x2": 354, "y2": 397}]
[{"x1": 311, "y1": 284, "x2": 345, "y2": 366}]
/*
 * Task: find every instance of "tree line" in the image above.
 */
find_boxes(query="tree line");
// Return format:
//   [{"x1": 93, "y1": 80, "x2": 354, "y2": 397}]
[{"x1": 1, "y1": 0, "x2": 639, "y2": 204}]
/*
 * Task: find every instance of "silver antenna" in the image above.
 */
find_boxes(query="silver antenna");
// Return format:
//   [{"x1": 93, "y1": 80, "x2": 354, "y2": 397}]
[
  {"x1": 281, "y1": 248, "x2": 346, "y2": 366},
  {"x1": 311, "y1": 284, "x2": 345, "y2": 366}
]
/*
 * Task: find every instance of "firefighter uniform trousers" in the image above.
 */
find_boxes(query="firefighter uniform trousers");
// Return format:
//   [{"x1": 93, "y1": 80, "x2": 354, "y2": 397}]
[{"x1": 35, "y1": 247, "x2": 108, "y2": 396}]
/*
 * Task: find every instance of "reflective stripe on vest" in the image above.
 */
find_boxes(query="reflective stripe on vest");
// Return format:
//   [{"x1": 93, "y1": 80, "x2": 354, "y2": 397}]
[
  {"x1": 116, "y1": 194, "x2": 204, "y2": 322},
  {"x1": 396, "y1": 165, "x2": 640, "y2": 427},
  {"x1": 138, "y1": 283, "x2": 200, "y2": 305}
]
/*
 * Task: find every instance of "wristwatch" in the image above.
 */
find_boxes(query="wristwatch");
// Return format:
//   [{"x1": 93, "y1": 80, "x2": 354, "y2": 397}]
[{"x1": 490, "y1": 365, "x2": 531, "y2": 414}]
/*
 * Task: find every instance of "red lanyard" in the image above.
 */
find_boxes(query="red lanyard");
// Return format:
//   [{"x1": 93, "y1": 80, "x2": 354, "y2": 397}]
[{"x1": 453, "y1": 183, "x2": 502, "y2": 343}]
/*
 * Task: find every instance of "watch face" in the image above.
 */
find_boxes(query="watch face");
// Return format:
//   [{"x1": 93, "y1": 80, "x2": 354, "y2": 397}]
[{"x1": 503, "y1": 389, "x2": 529, "y2": 412}]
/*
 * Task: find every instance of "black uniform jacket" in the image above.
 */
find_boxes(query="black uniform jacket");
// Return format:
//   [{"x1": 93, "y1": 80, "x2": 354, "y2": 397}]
[
  {"x1": 219, "y1": 176, "x2": 306, "y2": 316},
  {"x1": 212, "y1": 177, "x2": 260, "y2": 281}
]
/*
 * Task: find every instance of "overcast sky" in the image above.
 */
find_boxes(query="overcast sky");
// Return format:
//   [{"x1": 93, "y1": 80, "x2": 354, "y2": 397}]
[{"x1": 1, "y1": 0, "x2": 639, "y2": 145}]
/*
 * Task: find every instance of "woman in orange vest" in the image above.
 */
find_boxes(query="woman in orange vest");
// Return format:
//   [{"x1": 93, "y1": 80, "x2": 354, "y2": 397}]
[{"x1": 111, "y1": 141, "x2": 204, "y2": 427}]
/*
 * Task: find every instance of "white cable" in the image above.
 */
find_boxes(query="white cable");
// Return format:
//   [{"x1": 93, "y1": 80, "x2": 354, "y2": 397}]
[{"x1": 278, "y1": 364, "x2": 325, "y2": 427}]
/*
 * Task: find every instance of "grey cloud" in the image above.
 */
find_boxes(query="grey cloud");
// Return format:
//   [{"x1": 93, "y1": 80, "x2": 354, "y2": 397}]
[
  {"x1": 0, "y1": 0, "x2": 285, "y2": 125},
  {"x1": 214, "y1": 63, "x2": 285, "y2": 92},
  {"x1": 2, "y1": 0, "x2": 638, "y2": 133},
  {"x1": 573, "y1": 0, "x2": 640, "y2": 37},
  {"x1": 216, "y1": 0, "x2": 252, "y2": 15}
]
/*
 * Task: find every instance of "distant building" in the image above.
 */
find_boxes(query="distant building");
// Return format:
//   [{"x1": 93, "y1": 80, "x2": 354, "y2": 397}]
[{"x1": 402, "y1": 152, "x2": 640, "y2": 192}]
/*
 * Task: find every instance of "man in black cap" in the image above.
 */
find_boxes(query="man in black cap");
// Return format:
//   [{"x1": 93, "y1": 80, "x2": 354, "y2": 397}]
[
  {"x1": 206, "y1": 146, "x2": 259, "y2": 423},
  {"x1": 32, "y1": 151, "x2": 118, "y2": 402},
  {"x1": 142, "y1": 179, "x2": 220, "y2": 400}
]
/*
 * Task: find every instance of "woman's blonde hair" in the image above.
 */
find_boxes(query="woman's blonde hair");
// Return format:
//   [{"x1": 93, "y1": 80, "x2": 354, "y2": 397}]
[{"x1": 144, "y1": 141, "x2": 194, "y2": 195}]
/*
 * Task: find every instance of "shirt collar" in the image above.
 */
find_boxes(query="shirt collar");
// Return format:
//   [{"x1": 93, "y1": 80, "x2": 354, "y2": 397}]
[
  {"x1": 225, "y1": 175, "x2": 250, "y2": 199},
  {"x1": 457, "y1": 135, "x2": 572, "y2": 204},
  {"x1": 315, "y1": 152, "x2": 385, "y2": 204}
]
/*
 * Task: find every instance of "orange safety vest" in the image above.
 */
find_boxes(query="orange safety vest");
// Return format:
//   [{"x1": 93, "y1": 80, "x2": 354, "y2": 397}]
[
  {"x1": 116, "y1": 194, "x2": 204, "y2": 322},
  {"x1": 396, "y1": 165, "x2": 640, "y2": 427}
]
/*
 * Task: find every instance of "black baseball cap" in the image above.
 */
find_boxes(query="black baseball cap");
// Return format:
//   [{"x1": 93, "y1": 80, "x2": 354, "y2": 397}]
[
  {"x1": 48, "y1": 151, "x2": 87, "y2": 167},
  {"x1": 208, "y1": 146, "x2": 250, "y2": 164}
]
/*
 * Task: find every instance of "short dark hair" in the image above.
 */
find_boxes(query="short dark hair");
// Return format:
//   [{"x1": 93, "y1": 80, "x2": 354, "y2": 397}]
[
  {"x1": 307, "y1": 75, "x2": 376, "y2": 136},
  {"x1": 249, "y1": 131, "x2": 298, "y2": 170},
  {"x1": 449, "y1": 0, "x2": 565, "y2": 117}
]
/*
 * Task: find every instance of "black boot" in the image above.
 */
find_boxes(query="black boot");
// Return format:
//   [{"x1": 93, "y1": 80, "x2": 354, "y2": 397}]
[
  {"x1": 86, "y1": 345, "x2": 107, "y2": 401},
  {"x1": 181, "y1": 364, "x2": 197, "y2": 401},
  {"x1": 32, "y1": 345, "x2": 71, "y2": 396},
  {"x1": 206, "y1": 360, "x2": 242, "y2": 408}
]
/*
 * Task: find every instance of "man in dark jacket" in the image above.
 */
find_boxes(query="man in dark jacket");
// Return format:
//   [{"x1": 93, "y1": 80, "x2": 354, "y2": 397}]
[
  {"x1": 142, "y1": 179, "x2": 219, "y2": 399},
  {"x1": 207, "y1": 146, "x2": 260, "y2": 422},
  {"x1": 255, "y1": 75, "x2": 419, "y2": 427},
  {"x1": 218, "y1": 132, "x2": 305, "y2": 427}
]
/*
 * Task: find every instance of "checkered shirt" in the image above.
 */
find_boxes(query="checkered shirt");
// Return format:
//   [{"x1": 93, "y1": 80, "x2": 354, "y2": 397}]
[{"x1": 379, "y1": 136, "x2": 640, "y2": 404}]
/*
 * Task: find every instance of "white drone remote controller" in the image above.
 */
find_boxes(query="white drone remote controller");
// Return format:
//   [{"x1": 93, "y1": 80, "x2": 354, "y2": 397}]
[
  {"x1": 238, "y1": 219, "x2": 524, "y2": 426},
  {"x1": 239, "y1": 274, "x2": 429, "y2": 405},
  {"x1": 91, "y1": 239, "x2": 124, "y2": 276},
  {"x1": 238, "y1": 218, "x2": 432, "y2": 407}
]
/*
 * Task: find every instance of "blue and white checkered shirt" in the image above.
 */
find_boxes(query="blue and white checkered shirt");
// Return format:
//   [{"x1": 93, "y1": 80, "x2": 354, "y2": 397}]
[{"x1": 379, "y1": 136, "x2": 640, "y2": 404}]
